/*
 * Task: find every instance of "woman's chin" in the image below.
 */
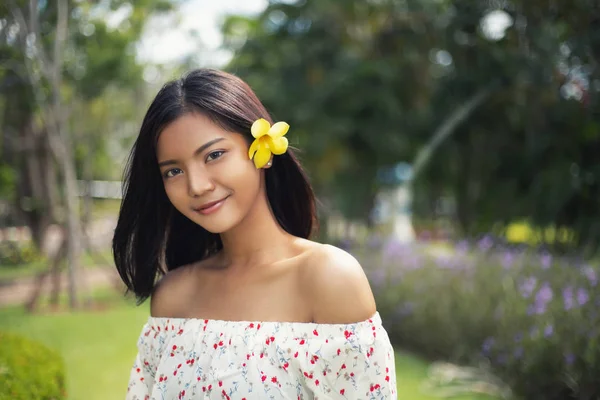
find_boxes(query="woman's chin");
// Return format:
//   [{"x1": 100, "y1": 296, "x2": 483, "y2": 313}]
[
  {"x1": 203, "y1": 225, "x2": 232, "y2": 235},
  {"x1": 188, "y1": 215, "x2": 238, "y2": 235}
]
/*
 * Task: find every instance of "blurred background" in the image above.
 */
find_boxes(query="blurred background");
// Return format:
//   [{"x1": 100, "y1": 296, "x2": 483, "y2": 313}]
[{"x1": 1, "y1": 0, "x2": 599, "y2": 399}]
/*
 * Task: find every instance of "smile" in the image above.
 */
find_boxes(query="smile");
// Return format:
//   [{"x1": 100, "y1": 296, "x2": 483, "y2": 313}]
[{"x1": 194, "y1": 196, "x2": 229, "y2": 215}]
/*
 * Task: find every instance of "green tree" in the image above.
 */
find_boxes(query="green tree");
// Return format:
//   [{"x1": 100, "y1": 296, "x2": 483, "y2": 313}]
[
  {"x1": 0, "y1": 0, "x2": 173, "y2": 309},
  {"x1": 223, "y1": 0, "x2": 600, "y2": 252}
]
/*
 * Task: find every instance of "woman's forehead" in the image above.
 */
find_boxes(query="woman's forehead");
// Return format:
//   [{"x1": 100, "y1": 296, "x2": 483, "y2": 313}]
[
  {"x1": 161, "y1": 113, "x2": 221, "y2": 139},
  {"x1": 156, "y1": 113, "x2": 244, "y2": 159}
]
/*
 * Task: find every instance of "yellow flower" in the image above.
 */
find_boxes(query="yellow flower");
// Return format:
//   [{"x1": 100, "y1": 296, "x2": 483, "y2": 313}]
[{"x1": 248, "y1": 118, "x2": 289, "y2": 168}]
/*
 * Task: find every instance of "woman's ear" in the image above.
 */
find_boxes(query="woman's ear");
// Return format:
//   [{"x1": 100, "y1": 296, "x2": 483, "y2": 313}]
[{"x1": 263, "y1": 155, "x2": 274, "y2": 169}]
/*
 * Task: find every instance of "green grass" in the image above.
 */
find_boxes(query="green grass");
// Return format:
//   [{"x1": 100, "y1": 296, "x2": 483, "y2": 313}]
[
  {"x1": 0, "y1": 291, "x2": 495, "y2": 400},
  {"x1": 0, "y1": 259, "x2": 48, "y2": 281},
  {"x1": 395, "y1": 351, "x2": 497, "y2": 400},
  {"x1": 0, "y1": 291, "x2": 147, "y2": 400}
]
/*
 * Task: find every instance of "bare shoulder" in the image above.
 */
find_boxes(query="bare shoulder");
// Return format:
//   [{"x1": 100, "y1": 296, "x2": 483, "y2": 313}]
[
  {"x1": 301, "y1": 242, "x2": 376, "y2": 324},
  {"x1": 150, "y1": 263, "x2": 198, "y2": 318}
]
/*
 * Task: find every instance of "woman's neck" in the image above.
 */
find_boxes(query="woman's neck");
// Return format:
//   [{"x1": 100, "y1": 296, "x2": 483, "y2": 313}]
[{"x1": 219, "y1": 191, "x2": 296, "y2": 269}]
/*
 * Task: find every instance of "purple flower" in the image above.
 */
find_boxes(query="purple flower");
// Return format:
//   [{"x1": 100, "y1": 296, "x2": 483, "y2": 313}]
[
  {"x1": 482, "y1": 337, "x2": 495, "y2": 354},
  {"x1": 478, "y1": 235, "x2": 493, "y2": 252},
  {"x1": 367, "y1": 235, "x2": 383, "y2": 249},
  {"x1": 502, "y1": 251, "x2": 515, "y2": 269},
  {"x1": 564, "y1": 352, "x2": 575, "y2": 365},
  {"x1": 338, "y1": 238, "x2": 353, "y2": 251},
  {"x1": 406, "y1": 254, "x2": 423, "y2": 270},
  {"x1": 544, "y1": 324, "x2": 554, "y2": 337},
  {"x1": 514, "y1": 332, "x2": 523, "y2": 342},
  {"x1": 382, "y1": 239, "x2": 405, "y2": 260},
  {"x1": 537, "y1": 283, "x2": 553, "y2": 302},
  {"x1": 433, "y1": 253, "x2": 454, "y2": 269},
  {"x1": 576, "y1": 288, "x2": 589, "y2": 306},
  {"x1": 368, "y1": 269, "x2": 386, "y2": 290},
  {"x1": 513, "y1": 347, "x2": 523, "y2": 359},
  {"x1": 519, "y1": 276, "x2": 538, "y2": 298},
  {"x1": 530, "y1": 282, "x2": 553, "y2": 314},
  {"x1": 540, "y1": 252, "x2": 552, "y2": 269},
  {"x1": 563, "y1": 286, "x2": 574, "y2": 310},
  {"x1": 381, "y1": 239, "x2": 419, "y2": 264},
  {"x1": 394, "y1": 302, "x2": 414, "y2": 319},
  {"x1": 583, "y1": 266, "x2": 598, "y2": 286},
  {"x1": 456, "y1": 240, "x2": 469, "y2": 254},
  {"x1": 528, "y1": 302, "x2": 546, "y2": 315}
]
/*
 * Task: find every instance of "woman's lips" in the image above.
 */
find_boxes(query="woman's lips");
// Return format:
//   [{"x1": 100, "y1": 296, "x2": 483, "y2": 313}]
[{"x1": 195, "y1": 196, "x2": 229, "y2": 215}]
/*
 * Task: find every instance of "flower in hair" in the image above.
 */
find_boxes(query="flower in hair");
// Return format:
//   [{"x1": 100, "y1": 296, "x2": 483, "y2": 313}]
[{"x1": 248, "y1": 118, "x2": 289, "y2": 168}]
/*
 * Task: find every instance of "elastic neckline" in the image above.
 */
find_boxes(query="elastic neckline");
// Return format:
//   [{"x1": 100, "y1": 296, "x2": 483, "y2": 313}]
[{"x1": 147, "y1": 311, "x2": 381, "y2": 328}]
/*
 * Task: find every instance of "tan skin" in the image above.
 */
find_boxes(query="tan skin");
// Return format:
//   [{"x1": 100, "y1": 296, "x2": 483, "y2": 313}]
[{"x1": 152, "y1": 112, "x2": 376, "y2": 324}]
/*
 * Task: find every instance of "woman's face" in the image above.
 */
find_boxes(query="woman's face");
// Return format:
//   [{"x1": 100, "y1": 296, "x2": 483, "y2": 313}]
[{"x1": 156, "y1": 112, "x2": 264, "y2": 233}]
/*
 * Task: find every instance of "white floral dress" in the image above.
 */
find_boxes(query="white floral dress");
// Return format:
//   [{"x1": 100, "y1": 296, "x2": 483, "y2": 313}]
[{"x1": 126, "y1": 312, "x2": 397, "y2": 399}]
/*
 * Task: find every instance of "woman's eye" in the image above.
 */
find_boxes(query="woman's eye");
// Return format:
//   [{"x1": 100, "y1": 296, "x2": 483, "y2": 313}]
[
  {"x1": 206, "y1": 150, "x2": 225, "y2": 162},
  {"x1": 163, "y1": 168, "x2": 182, "y2": 178}
]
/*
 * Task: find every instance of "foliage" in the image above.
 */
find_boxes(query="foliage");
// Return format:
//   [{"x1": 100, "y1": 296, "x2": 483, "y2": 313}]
[
  {"x1": 224, "y1": 0, "x2": 600, "y2": 253},
  {"x1": 0, "y1": 164, "x2": 15, "y2": 199},
  {"x1": 0, "y1": 1, "x2": 173, "y2": 232},
  {"x1": 0, "y1": 240, "x2": 41, "y2": 266},
  {"x1": 0, "y1": 330, "x2": 66, "y2": 400},
  {"x1": 357, "y1": 238, "x2": 600, "y2": 400}
]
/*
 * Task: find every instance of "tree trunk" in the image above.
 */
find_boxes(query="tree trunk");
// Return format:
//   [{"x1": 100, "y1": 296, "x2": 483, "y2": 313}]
[
  {"x1": 49, "y1": 262, "x2": 62, "y2": 307},
  {"x1": 55, "y1": 136, "x2": 82, "y2": 309},
  {"x1": 25, "y1": 269, "x2": 50, "y2": 313},
  {"x1": 18, "y1": 122, "x2": 52, "y2": 251},
  {"x1": 42, "y1": 131, "x2": 60, "y2": 224},
  {"x1": 11, "y1": 0, "x2": 83, "y2": 310},
  {"x1": 455, "y1": 137, "x2": 473, "y2": 235},
  {"x1": 80, "y1": 117, "x2": 95, "y2": 307},
  {"x1": 407, "y1": 84, "x2": 496, "y2": 239},
  {"x1": 26, "y1": 237, "x2": 65, "y2": 312},
  {"x1": 54, "y1": 0, "x2": 82, "y2": 310},
  {"x1": 49, "y1": 231, "x2": 65, "y2": 307},
  {"x1": 410, "y1": 84, "x2": 496, "y2": 181}
]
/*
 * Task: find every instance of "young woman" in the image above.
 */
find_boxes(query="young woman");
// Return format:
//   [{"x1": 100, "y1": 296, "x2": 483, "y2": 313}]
[{"x1": 113, "y1": 69, "x2": 397, "y2": 399}]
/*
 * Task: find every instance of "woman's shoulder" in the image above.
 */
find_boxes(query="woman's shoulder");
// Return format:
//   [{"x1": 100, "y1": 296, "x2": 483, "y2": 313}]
[
  {"x1": 298, "y1": 241, "x2": 377, "y2": 324},
  {"x1": 149, "y1": 262, "x2": 203, "y2": 318},
  {"x1": 150, "y1": 252, "x2": 226, "y2": 317}
]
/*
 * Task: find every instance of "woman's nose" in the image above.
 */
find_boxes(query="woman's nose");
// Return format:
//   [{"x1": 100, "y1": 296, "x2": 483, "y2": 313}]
[{"x1": 186, "y1": 168, "x2": 215, "y2": 197}]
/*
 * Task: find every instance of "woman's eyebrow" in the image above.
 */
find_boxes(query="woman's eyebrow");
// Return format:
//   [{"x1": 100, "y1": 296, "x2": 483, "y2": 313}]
[{"x1": 158, "y1": 137, "x2": 226, "y2": 167}]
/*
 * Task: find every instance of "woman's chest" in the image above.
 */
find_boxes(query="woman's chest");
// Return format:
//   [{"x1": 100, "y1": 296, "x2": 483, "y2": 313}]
[{"x1": 186, "y1": 267, "x2": 311, "y2": 322}]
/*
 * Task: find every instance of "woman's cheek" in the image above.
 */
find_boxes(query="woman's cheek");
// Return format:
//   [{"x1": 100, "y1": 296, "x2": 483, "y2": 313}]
[{"x1": 164, "y1": 181, "x2": 185, "y2": 210}]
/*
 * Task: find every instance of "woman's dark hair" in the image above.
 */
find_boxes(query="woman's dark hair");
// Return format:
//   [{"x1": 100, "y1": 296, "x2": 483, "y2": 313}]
[{"x1": 112, "y1": 68, "x2": 317, "y2": 303}]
